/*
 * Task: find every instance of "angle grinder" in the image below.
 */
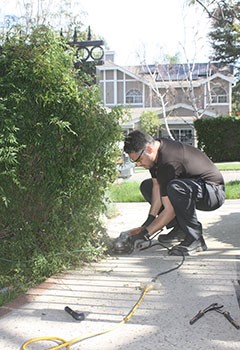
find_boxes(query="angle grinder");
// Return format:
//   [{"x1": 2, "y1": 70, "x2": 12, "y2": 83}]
[{"x1": 113, "y1": 231, "x2": 134, "y2": 254}]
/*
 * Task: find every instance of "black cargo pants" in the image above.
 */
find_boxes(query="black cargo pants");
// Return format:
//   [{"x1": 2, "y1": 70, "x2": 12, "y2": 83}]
[{"x1": 140, "y1": 178, "x2": 225, "y2": 240}]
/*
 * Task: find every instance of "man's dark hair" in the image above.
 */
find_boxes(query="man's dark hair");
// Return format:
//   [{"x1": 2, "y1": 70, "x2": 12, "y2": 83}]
[{"x1": 124, "y1": 130, "x2": 155, "y2": 154}]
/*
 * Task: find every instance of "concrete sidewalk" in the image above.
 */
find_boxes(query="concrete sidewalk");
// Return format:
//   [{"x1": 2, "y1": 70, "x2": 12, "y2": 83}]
[{"x1": 0, "y1": 200, "x2": 240, "y2": 349}]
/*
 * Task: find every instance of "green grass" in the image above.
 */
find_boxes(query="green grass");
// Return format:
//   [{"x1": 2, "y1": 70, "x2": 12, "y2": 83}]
[
  {"x1": 136, "y1": 163, "x2": 240, "y2": 171},
  {"x1": 225, "y1": 181, "x2": 240, "y2": 199},
  {"x1": 215, "y1": 163, "x2": 240, "y2": 171},
  {"x1": 109, "y1": 182, "x2": 144, "y2": 202},
  {"x1": 109, "y1": 180, "x2": 240, "y2": 202}
]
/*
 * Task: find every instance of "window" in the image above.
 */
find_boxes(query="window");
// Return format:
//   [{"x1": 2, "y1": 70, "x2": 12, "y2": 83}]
[
  {"x1": 105, "y1": 70, "x2": 114, "y2": 80},
  {"x1": 126, "y1": 89, "x2": 142, "y2": 104},
  {"x1": 171, "y1": 129, "x2": 193, "y2": 145},
  {"x1": 210, "y1": 86, "x2": 227, "y2": 104}
]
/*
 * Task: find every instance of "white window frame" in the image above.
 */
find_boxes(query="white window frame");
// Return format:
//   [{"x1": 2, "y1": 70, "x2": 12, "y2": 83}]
[
  {"x1": 210, "y1": 86, "x2": 228, "y2": 104},
  {"x1": 171, "y1": 129, "x2": 193, "y2": 145},
  {"x1": 126, "y1": 89, "x2": 143, "y2": 105}
]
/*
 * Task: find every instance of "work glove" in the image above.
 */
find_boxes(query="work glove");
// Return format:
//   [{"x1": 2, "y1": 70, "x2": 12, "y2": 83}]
[
  {"x1": 117, "y1": 214, "x2": 155, "y2": 242},
  {"x1": 113, "y1": 227, "x2": 150, "y2": 254},
  {"x1": 141, "y1": 214, "x2": 156, "y2": 228},
  {"x1": 127, "y1": 227, "x2": 150, "y2": 242}
]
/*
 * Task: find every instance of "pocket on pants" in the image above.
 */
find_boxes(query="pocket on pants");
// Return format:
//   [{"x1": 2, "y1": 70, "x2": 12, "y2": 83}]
[{"x1": 200, "y1": 183, "x2": 225, "y2": 211}]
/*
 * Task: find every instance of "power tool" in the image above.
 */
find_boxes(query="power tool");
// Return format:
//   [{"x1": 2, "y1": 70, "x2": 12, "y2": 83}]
[
  {"x1": 112, "y1": 227, "x2": 146, "y2": 254},
  {"x1": 113, "y1": 231, "x2": 134, "y2": 254}
]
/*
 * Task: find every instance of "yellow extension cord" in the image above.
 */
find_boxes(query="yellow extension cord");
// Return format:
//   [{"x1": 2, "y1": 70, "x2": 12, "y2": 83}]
[{"x1": 21, "y1": 284, "x2": 154, "y2": 350}]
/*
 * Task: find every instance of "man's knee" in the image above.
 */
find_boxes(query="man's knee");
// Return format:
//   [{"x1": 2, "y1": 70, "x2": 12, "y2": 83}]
[
  {"x1": 140, "y1": 178, "x2": 153, "y2": 203},
  {"x1": 167, "y1": 179, "x2": 189, "y2": 200}
]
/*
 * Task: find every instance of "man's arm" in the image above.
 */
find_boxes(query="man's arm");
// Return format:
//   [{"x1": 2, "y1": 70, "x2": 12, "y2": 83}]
[
  {"x1": 146, "y1": 195, "x2": 176, "y2": 236},
  {"x1": 113, "y1": 180, "x2": 175, "y2": 246},
  {"x1": 148, "y1": 178, "x2": 162, "y2": 216}
]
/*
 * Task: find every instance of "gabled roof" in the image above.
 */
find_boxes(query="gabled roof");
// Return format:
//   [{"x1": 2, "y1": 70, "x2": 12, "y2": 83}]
[
  {"x1": 121, "y1": 103, "x2": 216, "y2": 129},
  {"x1": 97, "y1": 60, "x2": 148, "y2": 84},
  {"x1": 162, "y1": 103, "x2": 216, "y2": 117},
  {"x1": 201, "y1": 72, "x2": 235, "y2": 84}
]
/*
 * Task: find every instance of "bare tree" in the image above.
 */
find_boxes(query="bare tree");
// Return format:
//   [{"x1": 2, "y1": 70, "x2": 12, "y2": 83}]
[
  {"x1": 1, "y1": 0, "x2": 86, "y2": 37},
  {"x1": 190, "y1": 0, "x2": 239, "y2": 21},
  {"x1": 133, "y1": 3, "x2": 216, "y2": 142}
]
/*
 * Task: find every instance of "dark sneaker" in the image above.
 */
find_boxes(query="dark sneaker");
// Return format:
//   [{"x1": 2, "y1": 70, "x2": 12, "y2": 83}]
[
  {"x1": 158, "y1": 227, "x2": 185, "y2": 244},
  {"x1": 168, "y1": 236, "x2": 207, "y2": 256}
]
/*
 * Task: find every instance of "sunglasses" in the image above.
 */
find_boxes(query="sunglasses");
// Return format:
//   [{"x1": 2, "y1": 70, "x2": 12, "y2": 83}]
[{"x1": 130, "y1": 148, "x2": 145, "y2": 164}]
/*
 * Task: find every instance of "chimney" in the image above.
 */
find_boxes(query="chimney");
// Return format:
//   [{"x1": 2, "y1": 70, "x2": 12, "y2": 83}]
[{"x1": 104, "y1": 50, "x2": 115, "y2": 63}]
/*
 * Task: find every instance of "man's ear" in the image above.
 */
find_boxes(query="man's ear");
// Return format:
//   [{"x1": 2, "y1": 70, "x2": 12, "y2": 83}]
[{"x1": 145, "y1": 143, "x2": 154, "y2": 154}]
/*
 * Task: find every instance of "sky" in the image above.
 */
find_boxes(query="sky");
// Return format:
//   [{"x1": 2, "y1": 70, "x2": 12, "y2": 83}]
[{"x1": 1, "y1": 0, "x2": 212, "y2": 65}]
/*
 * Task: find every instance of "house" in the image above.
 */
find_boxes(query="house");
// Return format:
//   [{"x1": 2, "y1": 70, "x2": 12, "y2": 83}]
[{"x1": 96, "y1": 51, "x2": 235, "y2": 146}]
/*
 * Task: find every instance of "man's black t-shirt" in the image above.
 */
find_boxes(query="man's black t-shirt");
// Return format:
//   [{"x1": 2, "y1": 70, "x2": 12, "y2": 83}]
[{"x1": 150, "y1": 138, "x2": 224, "y2": 196}]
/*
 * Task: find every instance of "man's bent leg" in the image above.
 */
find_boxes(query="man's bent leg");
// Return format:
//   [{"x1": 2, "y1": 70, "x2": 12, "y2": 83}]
[
  {"x1": 167, "y1": 178, "x2": 205, "y2": 240},
  {"x1": 196, "y1": 183, "x2": 225, "y2": 211},
  {"x1": 167, "y1": 179, "x2": 207, "y2": 255},
  {"x1": 140, "y1": 178, "x2": 153, "y2": 204}
]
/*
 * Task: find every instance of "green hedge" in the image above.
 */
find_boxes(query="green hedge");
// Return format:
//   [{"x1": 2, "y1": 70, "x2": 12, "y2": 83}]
[
  {"x1": 0, "y1": 26, "x2": 123, "y2": 298},
  {"x1": 194, "y1": 116, "x2": 240, "y2": 162}
]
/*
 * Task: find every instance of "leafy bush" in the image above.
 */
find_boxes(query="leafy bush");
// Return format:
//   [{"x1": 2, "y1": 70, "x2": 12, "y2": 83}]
[
  {"x1": 0, "y1": 26, "x2": 123, "y2": 298},
  {"x1": 194, "y1": 116, "x2": 240, "y2": 162},
  {"x1": 139, "y1": 110, "x2": 161, "y2": 137}
]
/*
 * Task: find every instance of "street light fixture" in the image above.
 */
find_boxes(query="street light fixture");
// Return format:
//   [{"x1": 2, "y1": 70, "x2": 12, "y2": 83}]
[{"x1": 66, "y1": 26, "x2": 104, "y2": 81}]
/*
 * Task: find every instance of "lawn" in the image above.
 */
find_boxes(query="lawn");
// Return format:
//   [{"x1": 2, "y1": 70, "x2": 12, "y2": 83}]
[
  {"x1": 109, "y1": 180, "x2": 240, "y2": 202},
  {"x1": 215, "y1": 163, "x2": 240, "y2": 171},
  {"x1": 136, "y1": 163, "x2": 240, "y2": 172}
]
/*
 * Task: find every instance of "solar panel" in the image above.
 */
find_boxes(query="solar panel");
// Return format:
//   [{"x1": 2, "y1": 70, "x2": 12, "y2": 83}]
[{"x1": 139, "y1": 62, "x2": 233, "y2": 81}]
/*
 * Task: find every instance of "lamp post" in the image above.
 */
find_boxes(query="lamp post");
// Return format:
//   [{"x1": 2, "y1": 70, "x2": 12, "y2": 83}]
[{"x1": 66, "y1": 26, "x2": 104, "y2": 83}]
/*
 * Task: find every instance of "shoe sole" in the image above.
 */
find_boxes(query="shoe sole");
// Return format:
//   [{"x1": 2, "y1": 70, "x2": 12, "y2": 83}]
[
  {"x1": 190, "y1": 245, "x2": 208, "y2": 255},
  {"x1": 169, "y1": 243, "x2": 208, "y2": 256}
]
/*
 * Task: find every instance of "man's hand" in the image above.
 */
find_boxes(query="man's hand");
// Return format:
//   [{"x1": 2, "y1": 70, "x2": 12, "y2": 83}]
[
  {"x1": 127, "y1": 227, "x2": 143, "y2": 236},
  {"x1": 127, "y1": 227, "x2": 150, "y2": 242},
  {"x1": 113, "y1": 227, "x2": 150, "y2": 254}
]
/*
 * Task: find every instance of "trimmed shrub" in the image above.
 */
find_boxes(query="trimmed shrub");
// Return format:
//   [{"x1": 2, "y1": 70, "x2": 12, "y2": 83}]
[
  {"x1": 0, "y1": 26, "x2": 123, "y2": 295},
  {"x1": 194, "y1": 116, "x2": 240, "y2": 162}
]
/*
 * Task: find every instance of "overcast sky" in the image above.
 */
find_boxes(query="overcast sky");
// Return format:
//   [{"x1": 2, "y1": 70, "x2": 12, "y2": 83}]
[{"x1": 1, "y1": 0, "x2": 212, "y2": 65}]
